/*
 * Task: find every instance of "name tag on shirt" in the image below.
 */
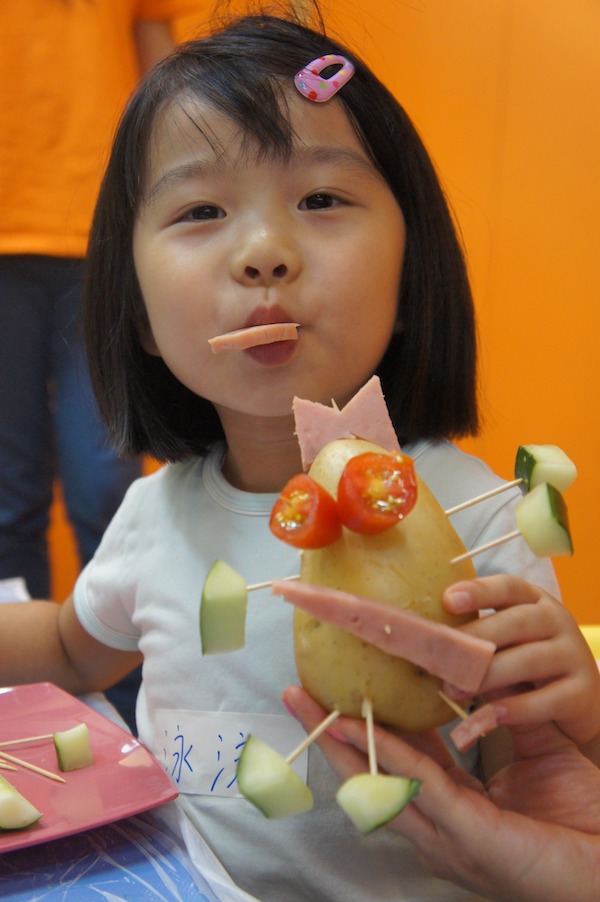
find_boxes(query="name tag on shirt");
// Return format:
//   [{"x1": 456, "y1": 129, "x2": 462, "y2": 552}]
[{"x1": 153, "y1": 709, "x2": 309, "y2": 798}]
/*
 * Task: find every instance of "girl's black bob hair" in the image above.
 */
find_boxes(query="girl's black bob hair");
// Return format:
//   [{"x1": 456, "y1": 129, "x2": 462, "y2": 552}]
[{"x1": 84, "y1": 11, "x2": 479, "y2": 462}]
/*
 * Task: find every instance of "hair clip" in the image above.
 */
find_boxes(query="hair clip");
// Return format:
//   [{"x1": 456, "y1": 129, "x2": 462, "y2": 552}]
[{"x1": 294, "y1": 54, "x2": 355, "y2": 103}]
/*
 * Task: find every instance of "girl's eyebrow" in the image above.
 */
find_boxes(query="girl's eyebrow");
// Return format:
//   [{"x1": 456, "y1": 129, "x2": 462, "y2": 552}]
[
  {"x1": 145, "y1": 145, "x2": 378, "y2": 206},
  {"x1": 145, "y1": 159, "x2": 220, "y2": 206}
]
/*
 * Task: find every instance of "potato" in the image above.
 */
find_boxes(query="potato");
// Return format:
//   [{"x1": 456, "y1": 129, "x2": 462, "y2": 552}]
[{"x1": 294, "y1": 438, "x2": 476, "y2": 731}]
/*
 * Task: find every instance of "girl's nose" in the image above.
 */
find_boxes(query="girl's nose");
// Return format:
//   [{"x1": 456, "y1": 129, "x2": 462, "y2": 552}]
[{"x1": 230, "y1": 227, "x2": 301, "y2": 287}]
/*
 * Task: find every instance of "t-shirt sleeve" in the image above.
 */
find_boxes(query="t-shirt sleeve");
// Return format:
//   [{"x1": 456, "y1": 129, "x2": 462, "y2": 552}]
[{"x1": 73, "y1": 479, "x2": 147, "y2": 652}]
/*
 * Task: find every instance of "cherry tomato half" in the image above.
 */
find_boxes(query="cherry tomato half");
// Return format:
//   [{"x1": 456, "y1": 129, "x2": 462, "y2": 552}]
[
  {"x1": 337, "y1": 451, "x2": 418, "y2": 535},
  {"x1": 269, "y1": 473, "x2": 342, "y2": 549}
]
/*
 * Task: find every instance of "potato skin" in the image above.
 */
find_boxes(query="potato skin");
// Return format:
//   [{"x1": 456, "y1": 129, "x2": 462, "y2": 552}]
[{"x1": 294, "y1": 439, "x2": 477, "y2": 731}]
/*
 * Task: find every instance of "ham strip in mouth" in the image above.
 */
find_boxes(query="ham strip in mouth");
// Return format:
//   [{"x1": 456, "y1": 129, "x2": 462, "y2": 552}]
[
  {"x1": 208, "y1": 322, "x2": 300, "y2": 354},
  {"x1": 271, "y1": 579, "x2": 496, "y2": 695}
]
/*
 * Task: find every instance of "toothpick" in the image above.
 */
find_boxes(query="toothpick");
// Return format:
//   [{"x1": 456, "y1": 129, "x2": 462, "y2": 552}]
[
  {"x1": 247, "y1": 574, "x2": 299, "y2": 592},
  {"x1": 0, "y1": 750, "x2": 66, "y2": 783},
  {"x1": 438, "y1": 690, "x2": 469, "y2": 720},
  {"x1": 361, "y1": 698, "x2": 378, "y2": 776},
  {"x1": 0, "y1": 733, "x2": 53, "y2": 749},
  {"x1": 445, "y1": 479, "x2": 523, "y2": 516},
  {"x1": 0, "y1": 760, "x2": 18, "y2": 771},
  {"x1": 285, "y1": 708, "x2": 341, "y2": 764},
  {"x1": 451, "y1": 530, "x2": 521, "y2": 564}
]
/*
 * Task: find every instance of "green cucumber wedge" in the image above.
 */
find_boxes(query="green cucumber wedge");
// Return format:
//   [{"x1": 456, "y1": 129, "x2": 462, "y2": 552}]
[
  {"x1": 336, "y1": 773, "x2": 421, "y2": 834},
  {"x1": 515, "y1": 483, "x2": 573, "y2": 557},
  {"x1": 0, "y1": 774, "x2": 42, "y2": 830},
  {"x1": 200, "y1": 560, "x2": 248, "y2": 654},
  {"x1": 236, "y1": 735, "x2": 313, "y2": 819},
  {"x1": 515, "y1": 444, "x2": 577, "y2": 493},
  {"x1": 53, "y1": 723, "x2": 94, "y2": 771}
]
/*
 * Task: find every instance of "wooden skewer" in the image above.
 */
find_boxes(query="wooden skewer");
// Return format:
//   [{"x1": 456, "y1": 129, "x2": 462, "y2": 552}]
[
  {"x1": 285, "y1": 708, "x2": 341, "y2": 764},
  {"x1": 0, "y1": 750, "x2": 65, "y2": 783},
  {"x1": 247, "y1": 574, "x2": 299, "y2": 592},
  {"x1": 438, "y1": 690, "x2": 469, "y2": 720},
  {"x1": 451, "y1": 529, "x2": 521, "y2": 564},
  {"x1": 444, "y1": 478, "x2": 523, "y2": 516},
  {"x1": 361, "y1": 698, "x2": 378, "y2": 776},
  {"x1": 0, "y1": 733, "x2": 53, "y2": 749}
]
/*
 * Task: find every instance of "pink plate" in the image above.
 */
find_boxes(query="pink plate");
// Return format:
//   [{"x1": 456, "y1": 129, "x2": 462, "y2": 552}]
[{"x1": 0, "y1": 682, "x2": 177, "y2": 854}]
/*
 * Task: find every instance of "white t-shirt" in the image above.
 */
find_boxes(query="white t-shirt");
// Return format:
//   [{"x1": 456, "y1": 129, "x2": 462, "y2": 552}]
[{"x1": 74, "y1": 439, "x2": 558, "y2": 902}]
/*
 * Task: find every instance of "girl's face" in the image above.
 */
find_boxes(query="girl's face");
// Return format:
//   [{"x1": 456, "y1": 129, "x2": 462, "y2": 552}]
[{"x1": 133, "y1": 89, "x2": 406, "y2": 426}]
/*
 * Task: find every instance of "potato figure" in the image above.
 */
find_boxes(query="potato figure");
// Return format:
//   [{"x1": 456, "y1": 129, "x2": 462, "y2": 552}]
[{"x1": 295, "y1": 438, "x2": 476, "y2": 732}]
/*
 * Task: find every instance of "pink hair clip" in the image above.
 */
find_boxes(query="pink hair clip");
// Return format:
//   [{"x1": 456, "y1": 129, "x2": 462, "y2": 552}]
[{"x1": 294, "y1": 54, "x2": 355, "y2": 103}]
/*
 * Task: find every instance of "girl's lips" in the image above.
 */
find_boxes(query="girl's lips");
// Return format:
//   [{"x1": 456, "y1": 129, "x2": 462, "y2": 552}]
[{"x1": 244, "y1": 334, "x2": 300, "y2": 367}]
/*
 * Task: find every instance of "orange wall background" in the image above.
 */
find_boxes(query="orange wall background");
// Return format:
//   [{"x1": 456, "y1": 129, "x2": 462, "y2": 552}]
[{"x1": 49, "y1": 1, "x2": 599, "y2": 623}]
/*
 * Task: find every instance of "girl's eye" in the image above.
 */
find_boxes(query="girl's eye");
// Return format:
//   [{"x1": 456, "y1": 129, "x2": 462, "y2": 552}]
[
  {"x1": 301, "y1": 192, "x2": 339, "y2": 211},
  {"x1": 182, "y1": 204, "x2": 224, "y2": 222}
]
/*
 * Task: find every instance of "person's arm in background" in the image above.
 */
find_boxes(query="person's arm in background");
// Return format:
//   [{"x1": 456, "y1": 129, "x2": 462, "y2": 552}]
[{"x1": 134, "y1": 19, "x2": 176, "y2": 71}]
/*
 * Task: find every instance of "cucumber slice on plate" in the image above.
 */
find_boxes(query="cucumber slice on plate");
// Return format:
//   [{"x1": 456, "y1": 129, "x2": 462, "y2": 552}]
[
  {"x1": 53, "y1": 722, "x2": 94, "y2": 771},
  {"x1": 336, "y1": 773, "x2": 421, "y2": 834},
  {"x1": 515, "y1": 483, "x2": 573, "y2": 557},
  {"x1": 0, "y1": 774, "x2": 42, "y2": 830},
  {"x1": 200, "y1": 560, "x2": 248, "y2": 654},
  {"x1": 515, "y1": 445, "x2": 577, "y2": 493},
  {"x1": 236, "y1": 735, "x2": 313, "y2": 819}
]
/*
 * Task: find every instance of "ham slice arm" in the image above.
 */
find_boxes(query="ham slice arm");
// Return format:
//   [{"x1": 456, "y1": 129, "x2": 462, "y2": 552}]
[
  {"x1": 449, "y1": 703, "x2": 499, "y2": 752},
  {"x1": 208, "y1": 323, "x2": 300, "y2": 354},
  {"x1": 272, "y1": 579, "x2": 495, "y2": 694}
]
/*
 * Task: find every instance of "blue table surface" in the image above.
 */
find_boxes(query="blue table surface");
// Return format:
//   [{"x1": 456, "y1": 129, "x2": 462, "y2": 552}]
[{"x1": 0, "y1": 811, "x2": 209, "y2": 900}]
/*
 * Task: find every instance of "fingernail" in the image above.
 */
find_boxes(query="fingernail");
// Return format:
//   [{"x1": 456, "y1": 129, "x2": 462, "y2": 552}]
[
  {"x1": 326, "y1": 725, "x2": 348, "y2": 744},
  {"x1": 446, "y1": 588, "x2": 471, "y2": 613},
  {"x1": 493, "y1": 704, "x2": 509, "y2": 724},
  {"x1": 442, "y1": 682, "x2": 470, "y2": 701}
]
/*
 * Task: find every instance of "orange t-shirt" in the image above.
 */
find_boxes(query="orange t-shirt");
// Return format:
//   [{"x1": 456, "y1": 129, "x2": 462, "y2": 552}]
[{"x1": 0, "y1": 0, "x2": 207, "y2": 258}]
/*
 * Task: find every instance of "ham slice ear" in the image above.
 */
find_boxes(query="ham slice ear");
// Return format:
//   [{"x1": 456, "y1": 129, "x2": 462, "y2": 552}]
[
  {"x1": 293, "y1": 376, "x2": 401, "y2": 470},
  {"x1": 271, "y1": 579, "x2": 496, "y2": 695}
]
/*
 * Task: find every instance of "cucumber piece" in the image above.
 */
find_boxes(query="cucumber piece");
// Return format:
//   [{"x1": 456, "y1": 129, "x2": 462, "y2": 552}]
[
  {"x1": 515, "y1": 483, "x2": 573, "y2": 557},
  {"x1": 236, "y1": 735, "x2": 313, "y2": 819},
  {"x1": 200, "y1": 560, "x2": 248, "y2": 655},
  {"x1": 336, "y1": 773, "x2": 421, "y2": 834},
  {"x1": 53, "y1": 722, "x2": 94, "y2": 771},
  {"x1": 0, "y1": 774, "x2": 42, "y2": 830},
  {"x1": 515, "y1": 444, "x2": 577, "y2": 493}
]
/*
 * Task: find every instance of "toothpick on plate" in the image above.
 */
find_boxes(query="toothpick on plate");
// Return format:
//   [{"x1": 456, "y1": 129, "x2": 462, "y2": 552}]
[
  {"x1": 438, "y1": 690, "x2": 469, "y2": 720},
  {"x1": 285, "y1": 708, "x2": 341, "y2": 764},
  {"x1": 0, "y1": 733, "x2": 53, "y2": 749},
  {"x1": 451, "y1": 529, "x2": 521, "y2": 564},
  {"x1": 445, "y1": 479, "x2": 523, "y2": 517},
  {"x1": 0, "y1": 750, "x2": 66, "y2": 783}
]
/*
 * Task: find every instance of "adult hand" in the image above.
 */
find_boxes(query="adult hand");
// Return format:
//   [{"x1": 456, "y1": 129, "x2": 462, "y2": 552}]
[{"x1": 283, "y1": 685, "x2": 600, "y2": 902}]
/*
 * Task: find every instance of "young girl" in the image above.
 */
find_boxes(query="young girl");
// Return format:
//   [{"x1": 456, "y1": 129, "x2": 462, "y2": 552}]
[{"x1": 0, "y1": 10, "x2": 596, "y2": 901}]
